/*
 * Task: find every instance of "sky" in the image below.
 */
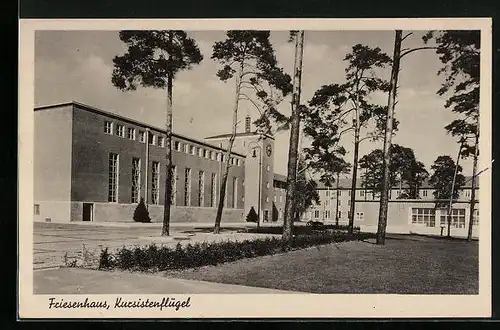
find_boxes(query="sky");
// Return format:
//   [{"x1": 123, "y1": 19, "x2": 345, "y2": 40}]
[{"x1": 34, "y1": 30, "x2": 473, "y2": 177}]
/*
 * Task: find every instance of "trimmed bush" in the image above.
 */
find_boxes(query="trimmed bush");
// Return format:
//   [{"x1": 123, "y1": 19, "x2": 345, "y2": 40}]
[
  {"x1": 246, "y1": 207, "x2": 258, "y2": 223},
  {"x1": 98, "y1": 231, "x2": 375, "y2": 273},
  {"x1": 133, "y1": 197, "x2": 151, "y2": 223}
]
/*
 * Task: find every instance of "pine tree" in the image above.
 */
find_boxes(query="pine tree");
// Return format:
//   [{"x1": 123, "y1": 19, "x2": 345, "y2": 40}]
[
  {"x1": 133, "y1": 198, "x2": 151, "y2": 223},
  {"x1": 111, "y1": 30, "x2": 203, "y2": 236}
]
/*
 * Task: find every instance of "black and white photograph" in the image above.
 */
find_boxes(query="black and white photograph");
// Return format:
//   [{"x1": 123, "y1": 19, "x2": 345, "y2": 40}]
[{"x1": 18, "y1": 18, "x2": 492, "y2": 318}]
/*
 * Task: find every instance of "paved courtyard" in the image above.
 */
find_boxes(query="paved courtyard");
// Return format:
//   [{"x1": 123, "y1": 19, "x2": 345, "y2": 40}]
[{"x1": 33, "y1": 221, "x2": 276, "y2": 269}]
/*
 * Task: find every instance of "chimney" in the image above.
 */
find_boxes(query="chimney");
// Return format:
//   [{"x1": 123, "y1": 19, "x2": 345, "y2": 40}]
[{"x1": 245, "y1": 115, "x2": 251, "y2": 133}]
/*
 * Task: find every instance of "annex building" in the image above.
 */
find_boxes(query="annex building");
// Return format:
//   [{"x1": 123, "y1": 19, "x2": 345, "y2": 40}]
[
  {"x1": 304, "y1": 178, "x2": 479, "y2": 238},
  {"x1": 34, "y1": 102, "x2": 286, "y2": 225}
]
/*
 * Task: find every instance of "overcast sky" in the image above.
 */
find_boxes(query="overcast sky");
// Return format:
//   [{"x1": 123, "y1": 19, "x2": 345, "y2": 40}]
[{"x1": 34, "y1": 30, "x2": 473, "y2": 177}]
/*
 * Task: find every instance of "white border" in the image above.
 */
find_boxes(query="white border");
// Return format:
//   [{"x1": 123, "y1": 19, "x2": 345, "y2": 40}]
[{"x1": 19, "y1": 18, "x2": 492, "y2": 319}]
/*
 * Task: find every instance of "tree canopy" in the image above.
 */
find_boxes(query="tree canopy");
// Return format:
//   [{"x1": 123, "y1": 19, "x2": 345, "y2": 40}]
[
  {"x1": 359, "y1": 144, "x2": 428, "y2": 198},
  {"x1": 429, "y1": 155, "x2": 466, "y2": 207},
  {"x1": 112, "y1": 30, "x2": 203, "y2": 90}
]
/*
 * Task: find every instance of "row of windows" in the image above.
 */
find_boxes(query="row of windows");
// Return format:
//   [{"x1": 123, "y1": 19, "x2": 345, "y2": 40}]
[
  {"x1": 411, "y1": 207, "x2": 478, "y2": 228},
  {"x1": 311, "y1": 210, "x2": 364, "y2": 221},
  {"x1": 104, "y1": 121, "x2": 243, "y2": 166},
  {"x1": 319, "y1": 189, "x2": 474, "y2": 199},
  {"x1": 107, "y1": 153, "x2": 240, "y2": 208}
]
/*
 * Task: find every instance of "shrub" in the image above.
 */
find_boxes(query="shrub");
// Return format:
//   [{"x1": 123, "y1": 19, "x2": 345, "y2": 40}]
[
  {"x1": 246, "y1": 207, "x2": 259, "y2": 223},
  {"x1": 99, "y1": 231, "x2": 375, "y2": 273},
  {"x1": 98, "y1": 247, "x2": 114, "y2": 269},
  {"x1": 133, "y1": 197, "x2": 151, "y2": 223}
]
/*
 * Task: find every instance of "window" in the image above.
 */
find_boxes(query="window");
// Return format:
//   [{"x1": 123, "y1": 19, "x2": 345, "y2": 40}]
[
  {"x1": 198, "y1": 171, "x2": 205, "y2": 207},
  {"x1": 184, "y1": 168, "x2": 191, "y2": 206},
  {"x1": 116, "y1": 124, "x2": 125, "y2": 138},
  {"x1": 34, "y1": 204, "x2": 40, "y2": 215},
  {"x1": 266, "y1": 165, "x2": 270, "y2": 171},
  {"x1": 127, "y1": 127, "x2": 136, "y2": 140},
  {"x1": 465, "y1": 190, "x2": 471, "y2": 198},
  {"x1": 151, "y1": 161, "x2": 160, "y2": 205},
  {"x1": 338, "y1": 191, "x2": 342, "y2": 197},
  {"x1": 360, "y1": 190, "x2": 364, "y2": 197},
  {"x1": 274, "y1": 195, "x2": 277, "y2": 202},
  {"x1": 325, "y1": 210, "x2": 330, "y2": 219},
  {"x1": 139, "y1": 131, "x2": 146, "y2": 143},
  {"x1": 314, "y1": 210, "x2": 320, "y2": 219},
  {"x1": 236, "y1": 159, "x2": 240, "y2": 166},
  {"x1": 184, "y1": 144, "x2": 189, "y2": 153},
  {"x1": 338, "y1": 211, "x2": 341, "y2": 219},
  {"x1": 108, "y1": 153, "x2": 119, "y2": 202},
  {"x1": 210, "y1": 173, "x2": 217, "y2": 207},
  {"x1": 210, "y1": 151, "x2": 215, "y2": 160},
  {"x1": 280, "y1": 195, "x2": 283, "y2": 203},
  {"x1": 440, "y1": 208, "x2": 466, "y2": 228},
  {"x1": 104, "y1": 121, "x2": 113, "y2": 134},
  {"x1": 232, "y1": 177, "x2": 238, "y2": 208},
  {"x1": 348, "y1": 190, "x2": 351, "y2": 197},
  {"x1": 326, "y1": 190, "x2": 330, "y2": 197},
  {"x1": 174, "y1": 141, "x2": 181, "y2": 151},
  {"x1": 411, "y1": 208, "x2": 436, "y2": 227},
  {"x1": 422, "y1": 190, "x2": 428, "y2": 197},
  {"x1": 131, "y1": 158, "x2": 141, "y2": 203},
  {"x1": 221, "y1": 154, "x2": 225, "y2": 162},
  {"x1": 355, "y1": 212, "x2": 364, "y2": 222},
  {"x1": 325, "y1": 199, "x2": 330, "y2": 206},
  {"x1": 171, "y1": 165, "x2": 177, "y2": 205},
  {"x1": 265, "y1": 196, "x2": 269, "y2": 203},
  {"x1": 189, "y1": 145, "x2": 195, "y2": 155},
  {"x1": 264, "y1": 210, "x2": 269, "y2": 222},
  {"x1": 266, "y1": 182, "x2": 269, "y2": 189},
  {"x1": 473, "y1": 209, "x2": 479, "y2": 226},
  {"x1": 149, "y1": 134, "x2": 156, "y2": 145},
  {"x1": 216, "y1": 152, "x2": 221, "y2": 161},
  {"x1": 158, "y1": 136, "x2": 164, "y2": 147},
  {"x1": 202, "y1": 149, "x2": 207, "y2": 158}
]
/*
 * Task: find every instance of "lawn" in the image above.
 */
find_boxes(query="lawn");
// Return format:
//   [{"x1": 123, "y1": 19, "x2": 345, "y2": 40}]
[{"x1": 164, "y1": 235, "x2": 479, "y2": 294}]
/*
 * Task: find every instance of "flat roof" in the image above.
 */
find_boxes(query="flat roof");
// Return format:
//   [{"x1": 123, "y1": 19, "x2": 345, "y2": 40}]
[{"x1": 35, "y1": 101, "x2": 246, "y2": 158}]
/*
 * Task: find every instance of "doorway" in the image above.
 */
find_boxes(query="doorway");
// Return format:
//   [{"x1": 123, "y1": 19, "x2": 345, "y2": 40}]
[{"x1": 83, "y1": 203, "x2": 94, "y2": 222}]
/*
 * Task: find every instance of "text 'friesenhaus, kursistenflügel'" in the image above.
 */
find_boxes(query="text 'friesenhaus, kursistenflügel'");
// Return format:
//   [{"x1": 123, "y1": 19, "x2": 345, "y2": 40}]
[{"x1": 48, "y1": 297, "x2": 192, "y2": 311}]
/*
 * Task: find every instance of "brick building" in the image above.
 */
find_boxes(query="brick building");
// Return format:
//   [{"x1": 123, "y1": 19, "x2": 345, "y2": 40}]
[{"x1": 34, "y1": 101, "x2": 286, "y2": 224}]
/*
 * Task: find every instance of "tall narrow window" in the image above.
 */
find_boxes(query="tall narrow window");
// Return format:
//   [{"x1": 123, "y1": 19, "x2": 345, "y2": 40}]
[
  {"x1": 139, "y1": 131, "x2": 146, "y2": 143},
  {"x1": 116, "y1": 124, "x2": 125, "y2": 138},
  {"x1": 170, "y1": 165, "x2": 177, "y2": 206},
  {"x1": 232, "y1": 177, "x2": 238, "y2": 208},
  {"x1": 184, "y1": 168, "x2": 191, "y2": 206},
  {"x1": 108, "y1": 153, "x2": 119, "y2": 202},
  {"x1": 158, "y1": 136, "x2": 164, "y2": 147},
  {"x1": 104, "y1": 121, "x2": 113, "y2": 134},
  {"x1": 198, "y1": 170, "x2": 205, "y2": 207},
  {"x1": 127, "y1": 127, "x2": 136, "y2": 140},
  {"x1": 149, "y1": 134, "x2": 156, "y2": 145},
  {"x1": 131, "y1": 158, "x2": 141, "y2": 203},
  {"x1": 34, "y1": 204, "x2": 40, "y2": 215},
  {"x1": 151, "y1": 161, "x2": 160, "y2": 205},
  {"x1": 210, "y1": 173, "x2": 217, "y2": 207}
]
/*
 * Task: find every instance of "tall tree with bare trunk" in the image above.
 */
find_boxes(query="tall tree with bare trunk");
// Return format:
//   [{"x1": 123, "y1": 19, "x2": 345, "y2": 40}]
[
  {"x1": 111, "y1": 30, "x2": 203, "y2": 236},
  {"x1": 211, "y1": 31, "x2": 292, "y2": 234},
  {"x1": 305, "y1": 44, "x2": 392, "y2": 235},
  {"x1": 423, "y1": 30, "x2": 480, "y2": 241}
]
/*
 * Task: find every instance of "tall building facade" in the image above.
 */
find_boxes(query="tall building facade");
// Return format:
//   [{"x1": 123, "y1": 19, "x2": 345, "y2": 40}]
[{"x1": 33, "y1": 102, "x2": 263, "y2": 224}]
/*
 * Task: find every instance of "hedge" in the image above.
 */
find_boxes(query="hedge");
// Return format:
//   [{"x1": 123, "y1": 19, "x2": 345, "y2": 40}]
[{"x1": 98, "y1": 231, "x2": 375, "y2": 272}]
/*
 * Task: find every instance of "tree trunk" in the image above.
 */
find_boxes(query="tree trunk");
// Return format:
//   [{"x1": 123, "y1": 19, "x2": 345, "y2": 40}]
[
  {"x1": 283, "y1": 31, "x2": 305, "y2": 241},
  {"x1": 161, "y1": 32, "x2": 174, "y2": 237},
  {"x1": 335, "y1": 172, "x2": 340, "y2": 227},
  {"x1": 348, "y1": 113, "x2": 360, "y2": 235},
  {"x1": 467, "y1": 133, "x2": 479, "y2": 241},
  {"x1": 376, "y1": 30, "x2": 402, "y2": 245},
  {"x1": 214, "y1": 64, "x2": 242, "y2": 234},
  {"x1": 447, "y1": 141, "x2": 463, "y2": 237}
]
